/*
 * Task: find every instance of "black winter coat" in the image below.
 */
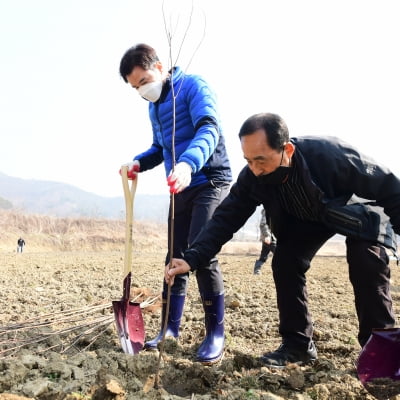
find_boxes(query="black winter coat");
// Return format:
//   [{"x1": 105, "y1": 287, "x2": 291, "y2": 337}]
[{"x1": 184, "y1": 136, "x2": 400, "y2": 270}]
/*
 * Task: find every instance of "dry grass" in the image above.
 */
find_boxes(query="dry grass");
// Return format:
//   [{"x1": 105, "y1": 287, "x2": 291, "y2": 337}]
[
  {"x1": 0, "y1": 209, "x2": 346, "y2": 256},
  {"x1": 0, "y1": 210, "x2": 167, "y2": 252},
  {"x1": 222, "y1": 240, "x2": 346, "y2": 257}
]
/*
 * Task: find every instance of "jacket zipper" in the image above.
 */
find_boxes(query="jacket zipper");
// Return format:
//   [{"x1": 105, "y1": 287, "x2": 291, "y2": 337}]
[{"x1": 327, "y1": 209, "x2": 362, "y2": 230}]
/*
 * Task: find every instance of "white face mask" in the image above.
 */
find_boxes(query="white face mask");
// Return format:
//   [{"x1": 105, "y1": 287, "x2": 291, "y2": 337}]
[{"x1": 137, "y1": 80, "x2": 163, "y2": 102}]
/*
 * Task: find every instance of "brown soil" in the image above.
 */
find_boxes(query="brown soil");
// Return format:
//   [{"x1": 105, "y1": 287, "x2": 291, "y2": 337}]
[{"x1": 1, "y1": 242, "x2": 400, "y2": 400}]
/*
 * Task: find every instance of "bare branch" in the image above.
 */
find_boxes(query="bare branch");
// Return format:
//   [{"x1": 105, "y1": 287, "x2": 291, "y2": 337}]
[
  {"x1": 172, "y1": 0, "x2": 195, "y2": 67},
  {"x1": 184, "y1": 8, "x2": 207, "y2": 73}
]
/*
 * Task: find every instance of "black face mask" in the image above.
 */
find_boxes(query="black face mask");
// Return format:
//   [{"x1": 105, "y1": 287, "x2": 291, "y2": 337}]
[
  {"x1": 256, "y1": 149, "x2": 291, "y2": 185},
  {"x1": 256, "y1": 165, "x2": 291, "y2": 185}
]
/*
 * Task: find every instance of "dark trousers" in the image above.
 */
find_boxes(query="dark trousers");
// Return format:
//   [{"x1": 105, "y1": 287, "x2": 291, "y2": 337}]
[
  {"x1": 271, "y1": 220, "x2": 395, "y2": 348},
  {"x1": 163, "y1": 181, "x2": 230, "y2": 296},
  {"x1": 258, "y1": 242, "x2": 277, "y2": 262}
]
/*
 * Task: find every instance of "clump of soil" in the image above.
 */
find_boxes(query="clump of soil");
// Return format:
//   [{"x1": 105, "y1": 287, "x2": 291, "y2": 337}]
[
  {"x1": 365, "y1": 378, "x2": 400, "y2": 400},
  {"x1": 1, "y1": 250, "x2": 399, "y2": 399}
]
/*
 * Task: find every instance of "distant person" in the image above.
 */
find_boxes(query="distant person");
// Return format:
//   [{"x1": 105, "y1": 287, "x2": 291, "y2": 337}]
[
  {"x1": 118, "y1": 43, "x2": 232, "y2": 363},
  {"x1": 254, "y1": 208, "x2": 276, "y2": 275},
  {"x1": 167, "y1": 112, "x2": 400, "y2": 368},
  {"x1": 17, "y1": 237, "x2": 25, "y2": 253}
]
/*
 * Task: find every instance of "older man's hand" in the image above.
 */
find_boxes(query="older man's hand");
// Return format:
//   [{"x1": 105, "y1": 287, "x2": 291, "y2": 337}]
[{"x1": 164, "y1": 258, "x2": 191, "y2": 285}]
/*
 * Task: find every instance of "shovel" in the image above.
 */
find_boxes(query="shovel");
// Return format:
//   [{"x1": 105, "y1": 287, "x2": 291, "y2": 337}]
[
  {"x1": 357, "y1": 328, "x2": 400, "y2": 385},
  {"x1": 112, "y1": 167, "x2": 145, "y2": 354}
]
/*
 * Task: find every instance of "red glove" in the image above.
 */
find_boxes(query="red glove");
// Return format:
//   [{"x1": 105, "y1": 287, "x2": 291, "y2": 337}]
[
  {"x1": 119, "y1": 160, "x2": 140, "y2": 180},
  {"x1": 167, "y1": 162, "x2": 192, "y2": 193}
]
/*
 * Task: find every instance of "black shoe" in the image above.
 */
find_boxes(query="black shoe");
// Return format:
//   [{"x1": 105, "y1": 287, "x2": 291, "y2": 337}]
[
  {"x1": 253, "y1": 260, "x2": 263, "y2": 275},
  {"x1": 260, "y1": 341, "x2": 317, "y2": 368},
  {"x1": 253, "y1": 266, "x2": 261, "y2": 275}
]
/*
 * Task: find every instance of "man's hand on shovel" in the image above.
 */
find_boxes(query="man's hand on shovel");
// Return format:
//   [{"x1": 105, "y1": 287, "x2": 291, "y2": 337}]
[
  {"x1": 165, "y1": 258, "x2": 191, "y2": 285},
  {"x1": 119, "y1": 160, "x2": 140, "y2": 180}
]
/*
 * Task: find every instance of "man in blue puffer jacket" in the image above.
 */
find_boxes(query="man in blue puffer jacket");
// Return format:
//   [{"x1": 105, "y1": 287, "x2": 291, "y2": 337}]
[{"x1": 119, "y1": 43, "x2": 232, "y2": 364}]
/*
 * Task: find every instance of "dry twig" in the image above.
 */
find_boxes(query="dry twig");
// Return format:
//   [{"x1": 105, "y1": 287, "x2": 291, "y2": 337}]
[{"x1": 0, "y1": 295, "x2": 159, "y2": 359}]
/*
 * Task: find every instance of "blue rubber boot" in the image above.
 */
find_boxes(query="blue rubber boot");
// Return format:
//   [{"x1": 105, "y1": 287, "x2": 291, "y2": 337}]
[
  {"x1": 196, "y1": 293, "x2": 225, "y2": 364},
  {"x1": 144, "y1": 294, "x2": 185, "y2": 350}
]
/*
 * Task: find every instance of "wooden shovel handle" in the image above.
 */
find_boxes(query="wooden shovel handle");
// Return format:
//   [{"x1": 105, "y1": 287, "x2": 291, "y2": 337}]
[{"x1": 121, "y1": 166, "x2": 137, "y2": 277}]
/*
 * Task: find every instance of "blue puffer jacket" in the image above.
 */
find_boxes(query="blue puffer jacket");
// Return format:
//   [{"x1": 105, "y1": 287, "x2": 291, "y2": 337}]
[{"x1": 134, "y1": 67, "x2": 232, "y2": 188}]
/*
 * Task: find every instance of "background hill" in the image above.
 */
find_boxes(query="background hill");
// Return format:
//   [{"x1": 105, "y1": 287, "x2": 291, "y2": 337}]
[
  {"x1": 0, "y1": 171, "x2": 169, "y2": 222},
  {"x1": 0, "y1": 172, "x2": 350, "y2": 255},
  {"x1": 0, "y1": 175, "x2": 348, "y2": 255},
  {"x1": 0, "y1": 172, "x2": 266, "y2": 253},
  {"x1": 0, "y1": 171, "x2": 262, "y2": 238}
]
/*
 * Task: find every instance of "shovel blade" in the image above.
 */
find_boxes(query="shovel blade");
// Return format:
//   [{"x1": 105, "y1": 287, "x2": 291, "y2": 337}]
[
  {"x1": 357, "y1": 328, "x2": 400, "y2": 385},
  {"x1": 112, "y1": 300, "x2": 145, "y2": 355}
]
